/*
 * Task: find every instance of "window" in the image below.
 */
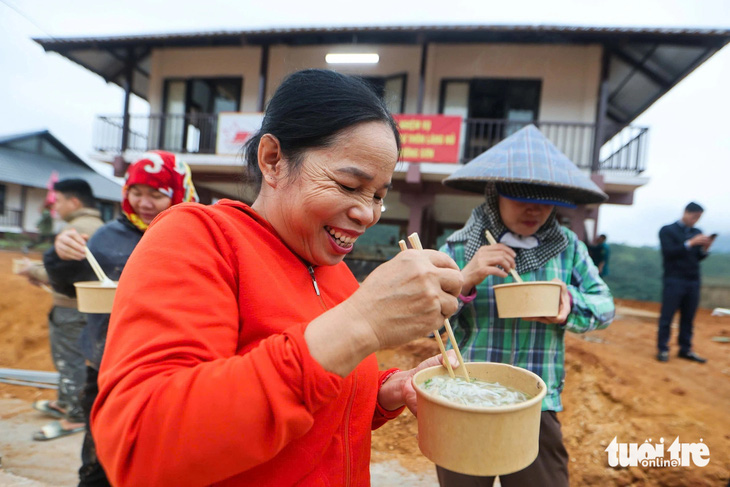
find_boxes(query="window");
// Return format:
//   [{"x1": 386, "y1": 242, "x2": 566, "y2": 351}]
[
  {"x1": 0, "y1": 184, "x2": 5, "y2": 214},
  {"x1": 440, "y1": 78, "x2": 542, "y2": 160},
  {"x1": 362, "y1": 74, "x2": 407, "y2": 114},
  {"x1": 160, "y1": 77, "x2": 243, "y2": 153}
]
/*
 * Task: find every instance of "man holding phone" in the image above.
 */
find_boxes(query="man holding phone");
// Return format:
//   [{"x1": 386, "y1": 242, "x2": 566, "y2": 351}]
[{"x1": 656, "y1": 202, "x2": 714, "y2": 363}]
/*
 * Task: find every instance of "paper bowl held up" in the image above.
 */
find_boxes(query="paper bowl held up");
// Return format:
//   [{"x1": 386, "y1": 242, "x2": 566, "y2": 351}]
[
  {"x1": 493, "y1": 281, "x2": 562, "y2": 319},
  {"x1": 413, "y1": 362, "x2": 547, "y2": 476},
  {"x1": 74, "y1": 281, "x2": 117, "y2": 313}
]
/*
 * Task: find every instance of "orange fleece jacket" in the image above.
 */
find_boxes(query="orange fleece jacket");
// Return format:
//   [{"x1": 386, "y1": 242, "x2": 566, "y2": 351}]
[{"x1": 92, "y1": 200, "x2": 403, "y2": 486}]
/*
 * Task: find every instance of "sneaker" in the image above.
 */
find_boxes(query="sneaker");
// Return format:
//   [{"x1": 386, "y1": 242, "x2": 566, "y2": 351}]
[
  {"x1": 678, "y1": 351, "x2": 707, "y2": 363},
  {"x1": 656, "y1": 351, "x2": 669, "y2": 362}
]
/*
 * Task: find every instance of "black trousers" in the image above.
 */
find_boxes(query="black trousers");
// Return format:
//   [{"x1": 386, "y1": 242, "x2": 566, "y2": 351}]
[
  {"x1": 436, "y1": 411, "x2": 569, "y2": 487},
  {"x1": 657, "y1": 277, "x2": 700, "y2": 355},
  {"x1": 78, "y1": 366, "x2": 111, "y2": 487}
]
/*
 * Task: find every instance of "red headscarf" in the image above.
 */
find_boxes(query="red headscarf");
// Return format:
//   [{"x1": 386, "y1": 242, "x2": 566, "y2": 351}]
[{"x1": 122, "y1": 151, "x2": 199, "y2": 231}]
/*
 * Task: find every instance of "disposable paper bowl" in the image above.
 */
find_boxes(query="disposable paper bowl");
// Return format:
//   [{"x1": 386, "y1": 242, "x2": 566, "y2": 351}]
[
  {"x1": 74, "y1": 281, "x2": 117, "y2": 313},
  {"x1": 493, "y1": 281, "x2": 561, "y2": 319},
  {"x1": 413, "y1": 362, "x2": 547, "y2": 476}
]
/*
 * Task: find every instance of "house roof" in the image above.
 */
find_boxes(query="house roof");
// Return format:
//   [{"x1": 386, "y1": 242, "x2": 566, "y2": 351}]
[
  {"x1": 0, "y1": 130, "x2": 122, "y2": 202},
  {"x1": 33, "y1": 24, "x2": 730, "y2": 127}
]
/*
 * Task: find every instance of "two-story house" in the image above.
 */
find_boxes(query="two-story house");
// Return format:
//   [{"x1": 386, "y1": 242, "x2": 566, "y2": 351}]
[{"x1": 34, "y1": 25, "x2": 730, "y2": 250}]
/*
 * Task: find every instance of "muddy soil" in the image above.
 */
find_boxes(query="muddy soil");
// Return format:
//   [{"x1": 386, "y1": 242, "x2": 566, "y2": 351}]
[{"x1": 1, "y1": 249, "x2": 728, "y2": 486}]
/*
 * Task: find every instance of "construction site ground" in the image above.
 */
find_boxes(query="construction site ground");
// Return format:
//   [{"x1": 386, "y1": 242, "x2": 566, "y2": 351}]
[{"x1": 1, "y1": 249, "x2": 728, "y2": 486}]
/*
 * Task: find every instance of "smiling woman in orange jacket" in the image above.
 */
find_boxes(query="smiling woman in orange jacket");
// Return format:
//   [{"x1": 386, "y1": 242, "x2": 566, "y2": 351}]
[{"x1": 91, "y1": 69, "x2": 464, "y2": 487}]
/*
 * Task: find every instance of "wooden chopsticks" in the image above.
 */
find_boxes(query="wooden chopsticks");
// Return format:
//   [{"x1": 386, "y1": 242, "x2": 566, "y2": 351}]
[
  {"x1": 84, "y1": 247, "x2": 113, "y2": 284},
  {"x1": 400, "y1": 233, "x2": 470, "y2": 381},
  {"x1": 398, "y1": 240, "x2": 455, "y2": 378}
]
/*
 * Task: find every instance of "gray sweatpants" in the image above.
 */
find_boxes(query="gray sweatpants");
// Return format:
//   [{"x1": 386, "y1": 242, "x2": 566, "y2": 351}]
[{"x1": 48, "y1": 306, "x2": 87, "y2": 423}]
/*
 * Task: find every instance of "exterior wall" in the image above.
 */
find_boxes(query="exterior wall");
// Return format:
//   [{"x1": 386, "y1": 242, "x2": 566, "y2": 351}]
[
  {"x1": 24, "y1": 188, "x2": 50, "y2": 232},
  {"x1": 3, "y1": 185, "x2": 47, "y2": 233},
  {"x1": 0, "y1": 184, "x2": 45, "y2": 232},
  {"x1": 149, "y1": 42, "x2": 602, "y2": 122},
  {"x1": 267, "y1": 44, "x2": 423, "y2": 113},
  {"x1": 148, "y1": 47, "x2": 263, "y2": 113},
  {"x1": 2, "y1": 183, "x2": 120, "y2": 234},
  {"x1": 425, "y1": 43, "x2": 602, "y2": 122}
]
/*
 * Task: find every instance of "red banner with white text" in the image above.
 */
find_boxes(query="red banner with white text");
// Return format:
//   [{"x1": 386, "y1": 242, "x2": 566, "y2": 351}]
[{"x1": 393, "y1": 114, "x2": 462, "y2": 163}]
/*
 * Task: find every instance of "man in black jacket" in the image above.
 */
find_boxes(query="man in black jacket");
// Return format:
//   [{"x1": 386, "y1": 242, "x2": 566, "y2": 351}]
[{"x1": 657, "y1": 202, "x2": 714, "y2": 363}]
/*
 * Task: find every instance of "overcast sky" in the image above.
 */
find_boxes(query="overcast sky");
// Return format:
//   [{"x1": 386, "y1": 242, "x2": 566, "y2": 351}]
[{"x1": 1, "y1": 0, "x2": 728, "y2": 247}]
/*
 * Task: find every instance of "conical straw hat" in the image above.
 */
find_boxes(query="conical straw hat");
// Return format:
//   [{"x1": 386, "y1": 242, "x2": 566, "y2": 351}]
[{"x1": 443, "y1": 124, "x2": 608, "y2": 204}]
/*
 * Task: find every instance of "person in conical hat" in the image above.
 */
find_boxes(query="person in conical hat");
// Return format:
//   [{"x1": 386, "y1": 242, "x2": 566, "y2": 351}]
[{"x1": 437, "y1": 125, "x2": 615, "y2": 487}]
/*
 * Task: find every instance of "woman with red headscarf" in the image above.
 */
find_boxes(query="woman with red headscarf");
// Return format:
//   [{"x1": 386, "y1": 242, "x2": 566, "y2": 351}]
[{"x1": 48, "y1": 150, "x2": 198, "y2": 486}]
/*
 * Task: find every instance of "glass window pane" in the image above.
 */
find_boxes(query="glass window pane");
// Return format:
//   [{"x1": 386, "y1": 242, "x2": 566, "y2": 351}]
[
  {"x1": 442, "y1": 81, "x2": 469, "y2": 118},
  {"x1": 383, "y1": 76, "x2": 405, "y2": 114},
  {"x1": 165, "y1": 81, "x2": 186, "y2": 114}
]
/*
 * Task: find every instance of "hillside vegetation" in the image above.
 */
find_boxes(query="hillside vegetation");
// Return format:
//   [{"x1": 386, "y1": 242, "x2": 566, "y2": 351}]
[
  {"x1": 349, "y1": 225, "x2": 730, "y2": 303},
  {"x1": 601, "y1": 244, "x2": 730, "y2": 301}
]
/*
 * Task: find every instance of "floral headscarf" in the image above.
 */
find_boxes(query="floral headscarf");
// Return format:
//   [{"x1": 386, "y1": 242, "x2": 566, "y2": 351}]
[{"x1": 122, "y1": 151, "x2": 199, "y2": 231}]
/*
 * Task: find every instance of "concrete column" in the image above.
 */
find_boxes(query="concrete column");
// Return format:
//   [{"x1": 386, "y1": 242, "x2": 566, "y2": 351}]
[{"x1": 401, "y1": 191, "x2": 435, "y2": 240}]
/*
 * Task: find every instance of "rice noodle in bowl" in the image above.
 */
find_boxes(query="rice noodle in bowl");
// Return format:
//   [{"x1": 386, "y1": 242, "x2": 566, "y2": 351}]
[{"x1": 420, "y1": 375, "x2": 531, "y2": 408}]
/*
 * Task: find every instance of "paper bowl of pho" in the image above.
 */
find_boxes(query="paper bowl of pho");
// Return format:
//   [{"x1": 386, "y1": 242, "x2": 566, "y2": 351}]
[
  {"x1": 413, "y1": 362, "x2": 547, "y2": 476},
  {"x1": 492, "y1": 281, "x2": 561, "y2": 319},
  {"x1": 74, "y1": 281, "x2": 118, "y2": 313}
]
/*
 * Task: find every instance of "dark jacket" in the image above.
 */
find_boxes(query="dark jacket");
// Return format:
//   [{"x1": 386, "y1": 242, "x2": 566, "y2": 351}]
[
  {"x1": 659, "y1": 221, "x2": 708, "y2": 281},
  {"x1": 39, "y1": 207, "x2": 104, "y2": 305},
  {"x1": 45, "y1": 216, "x2": 143, "y2": 368}
]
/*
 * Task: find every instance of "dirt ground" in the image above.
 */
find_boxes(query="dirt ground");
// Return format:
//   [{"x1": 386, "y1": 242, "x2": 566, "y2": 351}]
[{"x1": 1, "y1": 249, "x2": 729, "y2": 486}]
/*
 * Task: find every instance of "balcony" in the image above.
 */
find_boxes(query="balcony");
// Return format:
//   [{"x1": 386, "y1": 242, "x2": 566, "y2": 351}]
[
  {"x1": 462, "y1": 119, "x2": 647, "y2": 173},
  {"x1": 94, "y1": 114, "x2": 648, "y2": 175}
]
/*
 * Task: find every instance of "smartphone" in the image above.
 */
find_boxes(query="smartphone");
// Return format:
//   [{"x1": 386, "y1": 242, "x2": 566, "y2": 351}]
[{"x1": 710, "y1": 233, "x2": 718, "y2": 239}]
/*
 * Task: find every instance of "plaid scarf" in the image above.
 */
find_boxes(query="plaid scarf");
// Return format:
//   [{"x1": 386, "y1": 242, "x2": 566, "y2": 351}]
[{"x1": 447, "y1": 185, "x2": 568, "y2": 275}]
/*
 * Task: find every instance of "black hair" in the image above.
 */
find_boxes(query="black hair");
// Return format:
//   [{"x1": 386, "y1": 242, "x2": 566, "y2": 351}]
[
  {"x1": 243, "y1": 69, "x2": 401, "y2": 193},
  {"x1": 685, "y1": 202, "x2": 704, "y2": 213},
  {"x1": 53, "y1": 178, "x2": 96, "y2": 208}
]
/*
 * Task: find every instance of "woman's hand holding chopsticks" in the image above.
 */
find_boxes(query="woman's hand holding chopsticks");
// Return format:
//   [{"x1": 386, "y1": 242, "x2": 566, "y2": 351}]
[
  {"x1": 346, "y1": 249, "x2": 463, "y2": 350},
  {"x1": 304, "y1": 249, "x2": 463, "y2": 377},
  {"x1": 460, "y1": 243, "x2": 516, "y2": 294}
]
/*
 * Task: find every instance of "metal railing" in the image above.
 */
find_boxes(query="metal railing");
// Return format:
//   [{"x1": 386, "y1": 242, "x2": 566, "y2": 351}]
[
  {"x1": 599, "y1": 126, "x2": 649, "y2": 173},
  {"x1": 461, "y1": 119, "x2": 647, "y2": 173},
  {"x1": 0, "y1": 209, "x2": 22, "y2": 228},
  {"x1": 94, "y1": 114, "x2": 648, "y2": 174},
  {"x1": 94, "y1": 114, "x2": 219, "y2": 154}
]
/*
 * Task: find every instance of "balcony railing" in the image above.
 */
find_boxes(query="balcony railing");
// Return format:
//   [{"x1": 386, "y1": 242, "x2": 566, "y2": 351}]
[
  {"x1": 462, "y1": 119, "x2": 647, "y2": 173},
  {"x1": 94, "y1": 114, "x2": 647, "y2": 174},
  {"x1": 0, "y1": 209, "x2": 22, "y2": 228}
]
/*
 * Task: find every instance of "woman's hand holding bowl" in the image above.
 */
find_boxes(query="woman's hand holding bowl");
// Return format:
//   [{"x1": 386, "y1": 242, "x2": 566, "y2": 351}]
[
  {"x1": 377, "y1": 351, "x2": 459, "y2": 414},
  {"x1": 524, "y1": 278, "x2": 572, "y2": 325}
]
